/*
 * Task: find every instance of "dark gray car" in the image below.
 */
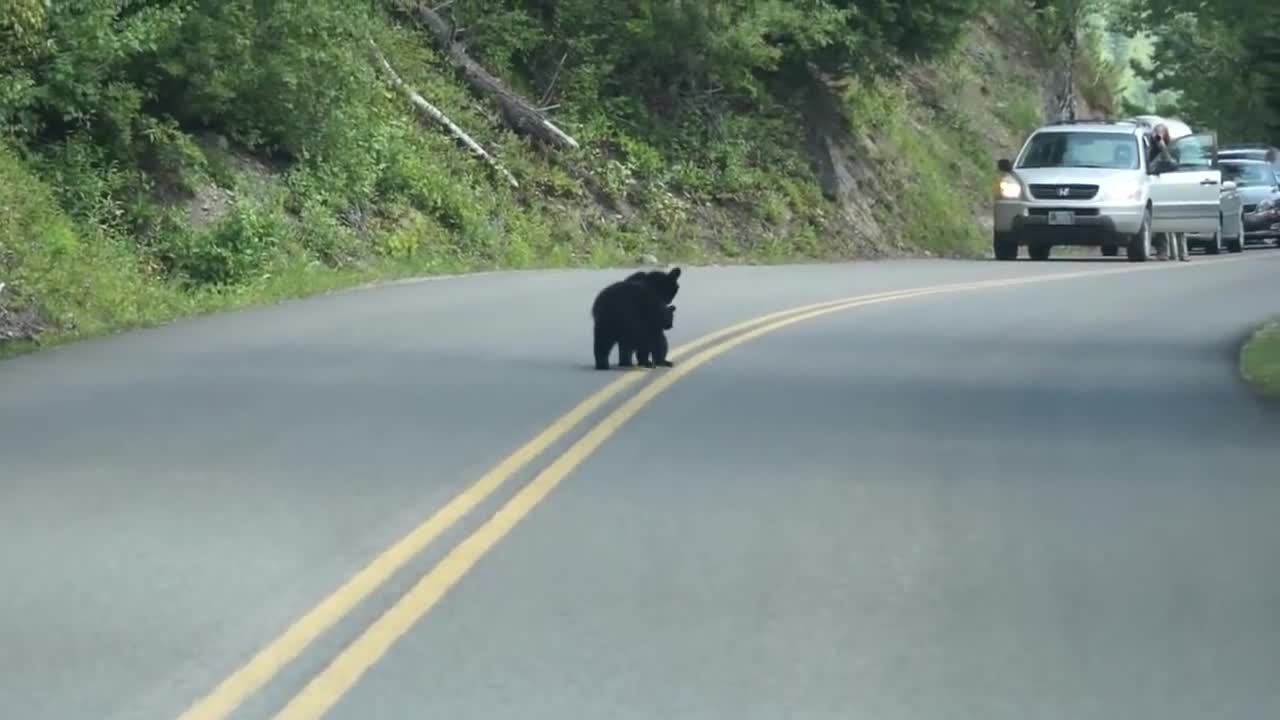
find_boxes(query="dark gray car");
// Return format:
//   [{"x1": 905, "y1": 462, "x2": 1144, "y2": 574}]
[{"x1": 1220, "y1": 159, "x2": 1280, "y2": 246}]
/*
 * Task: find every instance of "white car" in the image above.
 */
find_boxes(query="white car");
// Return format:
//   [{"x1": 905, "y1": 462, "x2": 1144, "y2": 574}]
[{"x1": 993, "y1": 119, "x2": 1235, "y2": 261}]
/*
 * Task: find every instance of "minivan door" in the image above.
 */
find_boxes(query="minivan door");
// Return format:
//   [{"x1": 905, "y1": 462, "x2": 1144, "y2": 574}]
[{"x1": 1149, "y1": 131, "x2": 1221, "y2": 234}]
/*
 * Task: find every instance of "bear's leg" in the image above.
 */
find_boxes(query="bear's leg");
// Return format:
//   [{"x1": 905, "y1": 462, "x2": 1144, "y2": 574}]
[
  {"x1": 652, "y1": 330, "x2": 673, "y2": 367},
  {"x1": 617, "y1": 340, "x2": 635, "y2": 368},
  {"x1": 633, "y1": 336, "x2": 656, "y2": 368},
  {"x1": 635, "y1": 325, "x2": 669, "y2": 369},
  {"x1": 593, "y1": 324, "x2": 615, "y2": 370}
]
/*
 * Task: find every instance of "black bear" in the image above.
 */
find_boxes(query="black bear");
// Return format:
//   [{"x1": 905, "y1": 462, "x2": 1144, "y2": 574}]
[{"x1": 591, "y1": 266, "x2": 681, "y2": 370}]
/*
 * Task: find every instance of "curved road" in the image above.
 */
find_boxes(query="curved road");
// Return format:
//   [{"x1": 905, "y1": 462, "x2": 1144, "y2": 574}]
[{"x1": 2, "y1": 253, "x2": 1279, "y2": 719}]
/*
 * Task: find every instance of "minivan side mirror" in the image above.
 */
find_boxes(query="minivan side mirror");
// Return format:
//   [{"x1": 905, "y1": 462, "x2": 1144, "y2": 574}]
[{"x1": 997, "y1": 158, "x2": 1012, "y2": 172}]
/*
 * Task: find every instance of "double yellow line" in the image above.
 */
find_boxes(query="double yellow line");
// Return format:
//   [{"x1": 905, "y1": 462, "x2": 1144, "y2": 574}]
[{"x1": 178, "y1": 258, "x2": 1230, "y2": 720}]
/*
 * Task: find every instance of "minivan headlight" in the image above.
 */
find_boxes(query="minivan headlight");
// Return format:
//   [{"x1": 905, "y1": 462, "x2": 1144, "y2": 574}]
[
  {"x1": 997, "y1": 176, "x2": 1021, "y2": 200},
  {"x1": 1108, "y1": 180, "x2": 1143, "y2": 202}
]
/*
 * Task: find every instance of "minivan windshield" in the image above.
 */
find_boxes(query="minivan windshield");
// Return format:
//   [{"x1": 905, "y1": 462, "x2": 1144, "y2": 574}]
[{"x1": 1017, "y1": 131, "x2": 1140, "y2": 170}]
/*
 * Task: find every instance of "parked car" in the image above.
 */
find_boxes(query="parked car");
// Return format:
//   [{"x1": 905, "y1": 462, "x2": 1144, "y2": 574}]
[
  {"x1": 1218, "y1": 143, "x2": 1280, "y2": 176},
  {"x1": 1243, "y1": 198, "x2": 1280, "y2": 246},
  {"x1": 993, "y1": 118, "x2": 1233, "y2": 261},
  {"x1": 1218, "y1": 159, "x2": 1280, "y2": 247},
  {"x1": 1186, "y1": 158, "x2": 1255, "y2": 254}
]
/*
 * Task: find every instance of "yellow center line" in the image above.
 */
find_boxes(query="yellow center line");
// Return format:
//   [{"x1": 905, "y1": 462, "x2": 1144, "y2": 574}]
[{"x1": 267, "y1": 258, "x2": 1237, "y2": 719}]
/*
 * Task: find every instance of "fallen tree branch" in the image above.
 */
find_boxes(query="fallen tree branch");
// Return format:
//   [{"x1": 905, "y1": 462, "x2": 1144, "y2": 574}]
[
  {"x1": 368, "y1": 39, "x2": 518, "y2": 188},
  {"x1": 388, "y1": 0, "x2": 580, "y2": 151},
  {"x1": 539, "y1": 51, "x2": 568, "y2": 107}
]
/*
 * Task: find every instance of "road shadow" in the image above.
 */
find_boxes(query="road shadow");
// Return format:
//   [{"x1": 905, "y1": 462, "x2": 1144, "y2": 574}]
[
  {"x1": 569, "y1": 362, "x2": 668, "y2": 373},
  {"x1": 1026, "y1": 257, "x2": 1124, "y2": 264}
]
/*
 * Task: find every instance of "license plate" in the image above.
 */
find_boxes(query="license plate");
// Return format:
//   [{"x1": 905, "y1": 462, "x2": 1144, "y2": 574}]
[{"x1": 1048, "y1": 211, "x2": 1075, "y2": 225}]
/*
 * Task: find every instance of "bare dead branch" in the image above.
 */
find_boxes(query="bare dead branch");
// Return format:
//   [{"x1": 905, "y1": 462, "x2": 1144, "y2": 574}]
[
  {"x1": 367, "y1": 39, "x2": 519, "y2": 188},
  {"x1": 539, "y1": 51, "x2": 569, "y2": 107},
  {"x1": 388, "y1": 0, "x2": 580, "y2": 151}
]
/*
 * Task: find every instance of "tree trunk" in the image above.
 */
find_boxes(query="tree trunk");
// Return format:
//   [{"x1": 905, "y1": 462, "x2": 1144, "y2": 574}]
[
  {"x1": 1063, "y1": 28, "x2": 1078, "y2": 121},
  {"x1": 388, "y1": 0, "x2": 580, "y2": 151},
  {"x1": 368, "y1": 39, "x2": 519, "y2": 188}
]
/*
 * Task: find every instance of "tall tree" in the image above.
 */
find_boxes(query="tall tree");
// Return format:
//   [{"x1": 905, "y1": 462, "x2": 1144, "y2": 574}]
[
  {"x1": 1120, "y1": 0, "x2": 1279, "y2": 142},
  {"x1": 1030, "y1": 0, "x2": 1116, "y2": 120}
]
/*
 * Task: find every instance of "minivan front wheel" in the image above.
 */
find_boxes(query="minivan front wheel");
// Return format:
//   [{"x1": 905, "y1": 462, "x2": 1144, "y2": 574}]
[
  {"x1": 1127, "y1": 209, "x2": 1153, "y2": 262},
  {"x1": 993, "y1": 233, "x2": 1018, "y2": 261}
]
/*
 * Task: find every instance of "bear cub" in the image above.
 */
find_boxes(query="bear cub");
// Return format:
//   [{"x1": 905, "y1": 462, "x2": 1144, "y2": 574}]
[
  {"x1": 632, "y1": 303, "x2": 675, "y2": 368},
  {"x1": 590, "y1": 267, "x2": 680, "y2": 370}
]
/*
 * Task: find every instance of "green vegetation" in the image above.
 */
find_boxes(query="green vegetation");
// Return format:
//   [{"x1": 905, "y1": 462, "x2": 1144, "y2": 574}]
[
  {"x1": 1241, "y1": 322, "x2": 1280, "y2": 399},
  {"x1": 0, "y1": 0, "x2": 1123, "y2": 355},
  {"x1": 1119, "y1": 0, "x2": 1280, "y2": 142}
]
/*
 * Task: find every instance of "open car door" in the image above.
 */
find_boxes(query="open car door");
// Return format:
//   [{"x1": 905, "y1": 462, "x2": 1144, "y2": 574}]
[{"x1": 1149, "y1": 131, "x2": 1221, "y2": 235}]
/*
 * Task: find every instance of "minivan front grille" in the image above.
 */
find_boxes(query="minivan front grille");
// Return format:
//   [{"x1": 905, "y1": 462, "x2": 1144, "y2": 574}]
[
  {"x1": 1028, "y1": 184, "x2": 1099, "y2": 200},
  {"x1": 1028, "y1": 207, "x2": 1100, "y2": 217}
]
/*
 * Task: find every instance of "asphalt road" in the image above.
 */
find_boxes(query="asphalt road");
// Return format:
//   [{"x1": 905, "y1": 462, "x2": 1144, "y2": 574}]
[{"x1": 2, "y1": 252, "x2": 1279, "y2": 720}]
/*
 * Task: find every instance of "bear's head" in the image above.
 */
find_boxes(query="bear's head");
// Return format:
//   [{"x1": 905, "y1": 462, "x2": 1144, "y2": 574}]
[
  {"x1": 628, "y1": 266, "x2": 681, "y2": 304},
  {"x1": 663, "y1": 304, "x2": 676, "y2": 330}
]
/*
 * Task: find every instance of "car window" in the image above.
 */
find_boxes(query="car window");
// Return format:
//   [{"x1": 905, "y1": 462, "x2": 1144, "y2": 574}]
[
  {"x1": 1221, "y1": 163, "x2": 1272, "y2": 186},
  {"x1": 1169, "y1": 133, "x2": 1215, "y2": 169},
  {"x1": 1017, "y1": 131, "x2": 1140, "y2": 170}
]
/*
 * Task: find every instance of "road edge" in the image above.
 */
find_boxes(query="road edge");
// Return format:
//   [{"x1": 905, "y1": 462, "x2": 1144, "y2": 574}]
[{"x1": 1, "y1": 257, "x2": 916, "y2": 364}]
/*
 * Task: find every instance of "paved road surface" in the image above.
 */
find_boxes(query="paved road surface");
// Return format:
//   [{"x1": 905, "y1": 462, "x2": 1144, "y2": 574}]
[{"x1": 2, "y1": 253, "x2": 1279, "y2": 719}]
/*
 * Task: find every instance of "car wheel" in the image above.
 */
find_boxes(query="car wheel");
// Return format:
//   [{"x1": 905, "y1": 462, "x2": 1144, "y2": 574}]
[
  {"x1": 1028, "y1": 242, "x2": 1051, "y2": 261},
  {"x1": 1127, "y1": 209, "x2": 1152, "y2": 262},
  {"x1": 993, "y1": 233, "x2": 1018, "y2": 261},
  {"x1": 1227, "y1": 209, "x2": 1246, "y2": 253},
  {"x1": 1205, "y1": 215, "x2": 1223, "y2": 254},
  {"x1": 1101, "y1": 245, "x2": 1119, "y2": 257}
]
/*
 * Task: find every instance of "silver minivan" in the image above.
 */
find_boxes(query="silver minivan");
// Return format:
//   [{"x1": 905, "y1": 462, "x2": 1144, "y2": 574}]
[{"x1": 994, "y1": 119, "x2": 1235, "y2": 261}]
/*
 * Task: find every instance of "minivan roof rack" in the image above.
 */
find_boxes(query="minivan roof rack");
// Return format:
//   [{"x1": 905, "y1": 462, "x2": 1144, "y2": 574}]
[{"x1": 1046, "y1": 118, "x2": 1128, "y2": 125}]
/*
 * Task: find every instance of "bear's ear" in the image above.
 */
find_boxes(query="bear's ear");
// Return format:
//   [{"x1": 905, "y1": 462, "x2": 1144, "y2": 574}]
[{"x1": 667, "y1": 266, "x2": 681, "y2": 280}]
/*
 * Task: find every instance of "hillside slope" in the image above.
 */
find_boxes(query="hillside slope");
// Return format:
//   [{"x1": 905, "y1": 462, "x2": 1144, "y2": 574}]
[{"x1": 0, "y1": 1, "x2": 1112, "y2": 356}]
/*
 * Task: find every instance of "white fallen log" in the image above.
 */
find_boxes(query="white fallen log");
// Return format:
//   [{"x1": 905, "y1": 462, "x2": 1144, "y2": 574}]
[
  {"x1": 368, "y1": 39, "x2": 519, "y2": 188},
  {"x1": 389, "y1": 0, "x2": 580, "y2": 150}
]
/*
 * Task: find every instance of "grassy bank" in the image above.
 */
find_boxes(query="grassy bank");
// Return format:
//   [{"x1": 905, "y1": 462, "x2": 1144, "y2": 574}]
[
  {"x1": 1241, "y1": 321, "x2": 1280, "y2": 399},
  {"x1": 0, "y1": 1, "x2": 1112, "y2": 359}
]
